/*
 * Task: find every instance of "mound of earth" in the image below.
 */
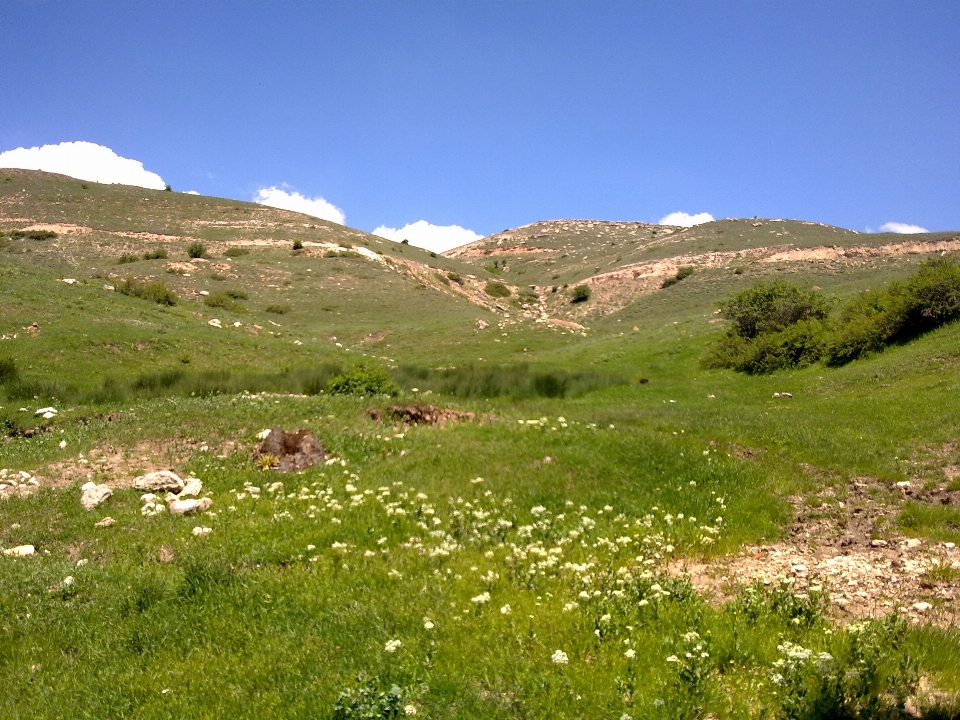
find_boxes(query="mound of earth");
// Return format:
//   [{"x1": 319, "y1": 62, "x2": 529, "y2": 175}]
[
  {"x1": 252, "y1": 429, "x2": 325, "y2": 471},
  {"x1": 369, "y1": 404, "x2": 476, "y2": 425}
]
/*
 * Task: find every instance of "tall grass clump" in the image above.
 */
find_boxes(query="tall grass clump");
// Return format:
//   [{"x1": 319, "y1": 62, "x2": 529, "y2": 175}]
[
  {"x1": 116, "y1": 277, "x2": 178, "y2": 306},
  {"x1": 187, "y1": 241, "x2": 208, "y2": 259},
  {"x1": 0, "y1": 358, "x2": 18, "y2": 384},
  {"x1": 224, "y1": 246, "x2": 249, "y2": 258},
  {"x1": 142, "y1": 248, "x2": 168, "y2": 260},
  {"x1": 484, "y1": 281, "x2": 511, "y2": 298},
  {"x1": 661, "y1": 266, "x2": 694, "y2": 289},
  {"x1": 10, "y1": 229, "x2": 57, "y2": 241},
  {"x1": 204, "y1": 290, "x2": 249, "y2": 313},
  {"x1": 394, "y1": 364, "x2": 627, "y2": 399}
]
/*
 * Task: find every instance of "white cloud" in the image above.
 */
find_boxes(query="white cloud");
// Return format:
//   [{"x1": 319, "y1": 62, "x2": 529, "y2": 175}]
[
  {"x1": 879, "y1": 221, "x2": 928, "y2": 234},
  {"x1": 659, "y1": 211, "x2": 715, "y2": 227},
  {"x1": 253, "y1": 186, "x2": 345, "y2": 224},
  {"x1": 373, "y1": 220, "x2": 483, "y2": 253},
  {"x1": 186, "y1": 190, "x2": 200, "y2": 195},
  {"x1": 0, "y1": 141, "x2": 166, "y2": 189}
]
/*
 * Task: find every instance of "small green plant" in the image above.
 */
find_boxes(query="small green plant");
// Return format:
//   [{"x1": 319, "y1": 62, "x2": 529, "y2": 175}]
[
  {"x1": 571, "y1": 284, "x2": 591, "y2": 303},
  {"x1": 204, "y1": 290, "x2": 249, "y2": 313},
  {"x1": 166, "y1": 266, "x2": 186, "y2": 276},
  {"x1": 265, "y1": 304, "x2": 291, "y2": 314},
  {"x1": 292, "y1": 239, "x2": 303, "y2": 251},
  {"x1": 333, "y1": 675, "x2": 411, "y2": 720},
  {"x1": 485, "y1": 281, "x2": 511, "y2": 298},
  {"x1": 142, "y1": 248, "x2": 168, "y2": 260},
  {"x1": 116, "y1": 278, "x2": 178, "y2": 306},
  {"x1": 327, "y1": 366, "x2": 399, "y2": 397},
  {"x1": 187, "y1": 242, "x2": 207, "y2": 259},
  {"x1": 116, "y1": 253, "x2": 140, "y2": 265},
  {"x1": 661, "y1": 266, "x2": 695, "y2": 289},
  {"x1": 224, "y1": 247, "x2": 249, "y2": 258},
  {"x1": 164, "y1": 184, "x2": 172, "y2": 192},
  {"x1": 447, "y1": 272, "x2": 463, "y2": 285},
  {"x1": 10, "y1": 229, "x2": 57, "y2": 241},
  {"x1": 518, "y1": 287, "x2": 539, "y2": 304}
]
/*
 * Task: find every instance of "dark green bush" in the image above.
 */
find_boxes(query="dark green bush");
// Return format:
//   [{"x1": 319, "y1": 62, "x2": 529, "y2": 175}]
[
  {"x1": 116, "y1": 278, "x2": 178, "y2": 306},
  {"x1": 447, "y1": 272, "x2": 463, "y2": 285},
  {"x1": 187, "y1": 242, "x2": 207, "y2": 259},
  {"x1": 392, "y1": 364, "x2": 626, "y2": 399},
  {"x1": 327, "y1": 366, "x2": 400, "y2": 397},
  {"x1": 204, "y1": 291, "x2": 248, "y2": 313},
  {"x1": 485, "y1": 281, "x2": 511, "y2": 298},
  {"x1": 661, "y1": 266, "x2": 695, "y2": 288},
  {"x1": 265, "y1": 304, "x2": 291, "y2": 314},
  {"x1": 721, "y1": 280, "x2": 829, "y2": 339},
  {"x1": 224, "y1": 247, "x2": 249, "y2": 258},
  {"x1": 292, "y1": 239, "x2": 303, "y2": 251},
  {"x1": 571, "y1": 284, "x2": 591, "y2": 303},
  {"x1": 705, "y1": 320, "x2": 827, "y2": 374},
  {"x1": 518, "y1": 287, "x2": 539, "y2": 303},
  {"x1": 10, "y1": 229, "x2": 57, "y2": 241},
  {"x1": 116, "y1": 253, "x2": 140, "y2": 264},
  {"x1": 142, "y1": 248, "x2": 168, "y2": 260}
]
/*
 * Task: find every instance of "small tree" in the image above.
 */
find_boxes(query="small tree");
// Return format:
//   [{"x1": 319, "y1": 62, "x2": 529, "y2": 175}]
[
  {"x1": 187, "y1": 242, "x2": 207, "y2": 259},
  {"x1": 293, "y1": 239, "x2": 304, "y2": 250},
  {"x1": 571, "y1": 284, "x2": 591, "y2": 303},
  {"x1": 485, "y1": 281, "x2": 511, "y2": 298}
]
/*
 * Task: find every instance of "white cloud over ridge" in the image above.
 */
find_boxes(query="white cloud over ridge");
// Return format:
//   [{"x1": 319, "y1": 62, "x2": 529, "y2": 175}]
[
  {"x1": 253, "y1": 186, "x2": 346, "y2": 225},
  {"x1": 879, "y1": 221, "x2": 928, "y2": 234},
  {"x1": 659, "y1": 211, "x2": 714, "y2": 227},
  {"x1": 0, "y1": 141, "x2": 166, "y2": 189},
  {"x1": 373, "y1": 220, "x2": 483, "y2": 253}
]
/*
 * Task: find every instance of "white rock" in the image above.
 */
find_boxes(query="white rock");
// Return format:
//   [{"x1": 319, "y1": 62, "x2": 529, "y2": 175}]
[
  {"x1": 141, "y1": 503, "x2": 166, "y2": 517},
  {"x1": 871, "y1": 539, "x2": 888, "y2": 547},
  {"x1": 168, "y1": 497, "x2": 213, "y2": 516},
  {"x1": 3, "y1": 545, "x2": 35, "y2": 557},
  {"x1": 896, "y1": 481, "x2": 911, "y2": 488},
  {"x1": 906, "y1": 538, "x2": 922, "y2": 549},
  {"x1": 80, "y1": 482, "x2": 112, "y2": 511},
  {"x1": 179, "y1": 477, "x2": 203, "y2": 498},
  {"x1": 913, "y1": 602, "x2": 932, "y2": 612},
  {"x1": 35, "y1": 407, "x2": 57, "y2": 416},
  {"x1": 140, "y1": 493, "x2": 158, "y2": 505},
  {"x1": 192, "y1": 526, "x2": 212, "y2": 537},
  {"x1": 94, "y1": 516, "x2": 116, "y2": 528},
  {"x1": 63, "y1": 576, "x2": 74, "y2": 586},
  {"x1": 133, "y1": 470, "x2": 184, "y2": 493},
  {"x1": 43, "y1": 412, "x2": 55, "y2": 419},
  {"x1": 208, "y1": 318, "x2": 222, "y2": 328},
  {"x1": 257, "y1": 429, "x2": 272, "y2": 440}
]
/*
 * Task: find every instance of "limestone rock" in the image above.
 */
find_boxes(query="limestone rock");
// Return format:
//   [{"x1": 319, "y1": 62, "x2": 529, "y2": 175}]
[
  {"x1": 168, "y1": 497, "x2": 213, "y2": 516},
  {"x1": 94, "y1": 516, "x2": 116, "y2": 528},
  {"x1": 179, "y1": 477, "x2": 203, "y2": 498},
  {"x1": 192, "y1": 526, "x2": 212, "y2": 537},
  {"x1": 80, "y1": 482, "x2": 113, "y2": 511},
  {"x1": 140, "y1": 493, "x2": 158, "y2": 505},
  {"x1": 3, "y1": 544, "x2": 35, "y2": 557},
  {"x1": 133, "y1": 470, "x2": 184, "y2": 493}
]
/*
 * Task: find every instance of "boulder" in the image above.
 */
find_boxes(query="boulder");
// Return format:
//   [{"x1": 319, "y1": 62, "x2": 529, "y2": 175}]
[
  {"x1": 3, "y1": 544, "x2": 35, "y2": 557},
  {"x1": 252, "y1": 429, "x2": 325, "y2": 471},
  {"x1": 179, "y1": 477, "x2": 203, "y2": 497},
  {"x1": 80, "y1": 482, "x2": 113, "y2": 511},
  {"x1": 168, "y1": 497, "x2": 213, "y2": 516},
  {"x1": 133, "y1": 470, "x2": 184, "y2": 493}
]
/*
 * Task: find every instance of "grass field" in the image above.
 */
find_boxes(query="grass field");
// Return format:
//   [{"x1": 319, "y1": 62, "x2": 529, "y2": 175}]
[{"x1": 2, "y1": 171, "x2": 960, "y2": 718}]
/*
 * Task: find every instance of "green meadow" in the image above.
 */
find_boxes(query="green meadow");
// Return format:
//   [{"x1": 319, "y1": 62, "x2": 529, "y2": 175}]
[{"x1": 2, "y1": 170, "x2": 960, "y2": 718}]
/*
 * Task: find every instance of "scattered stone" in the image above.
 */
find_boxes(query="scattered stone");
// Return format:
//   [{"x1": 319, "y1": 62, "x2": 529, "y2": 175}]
[
  {"x1": 134, "y1": 470, "x2": 184, "y2": 493},
  {"x1": 192, "y1": 526, "x2": 212, "y2": 537},
  {"x1": 140, "y1": 493, "x2": 158, "y2": 505},
  {"x1": 167, "y1": 497, "x2": 213, "y2": 516},
  {"x1": 772, "y1": 392, "x2": 793, "y2": 399},
  {"x1": 252, "y1": 428, "x2": 325, "y2": 471},
  {"x1": 35, "y1": 407, "x2": 57, "y2": 417},
  {"x1": 157, "y1": 546, "x2": 174, "y2": 563},
  {"x1": 907, "y1": 538, "x2": 923, "y2": 549},
  {"x1": 95, "y1": 516, "x2": 116, "y2": 528},
  {"x1": 897, "y1": 481, "x2": 912, "y2": 488},
  {"x1": 208, "y1": 318, "x2": 222, "y2": 328},
  {"x1": 141, "y1": 502, "x2": 166, "y2": 517},
  {"x1": 3, "y1": 545, "x2": 35, "y2": 557},
  {"x1": 80, "y1": 481, "x2": 112, "y2": 511},
  {"x1": 179, "y1": 477, "x2": 203, "y2": 497},
  {"x1": 913, "y1": 602, "x2": 933, "y2": 612},
  {"x1": 871, "y1": 539, "x2": 889, "y2": 547}
]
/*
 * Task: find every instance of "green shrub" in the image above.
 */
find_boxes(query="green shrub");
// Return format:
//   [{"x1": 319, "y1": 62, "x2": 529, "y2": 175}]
[
  {"x1": 142, "y1": 248, "x2": 168, "y2": 260},
  {"x1": 327, "y1": 366, "x2": 400, "y2": 397},
  {"x1": 447, "y1": 272, "x2": 463, "y2": 285},
  {"x1": 224, "y1": 247, "x2": 249, "y2": 258},
  {"x1": 721, "y1": 280, "x2": 830, "y2": 340},
  {"x1": 0, "y1": 358, "x2": 17, "y2": 384},
  {"x1": 571, "y1": 284, "x2": 591, "y2": 303},
  {"x1": 265, "y1": 304, "x2": 291, "y2": 314},
  {"x1": 292, "y1": 239, "x2": 303, "y2": 251},
  {"x1": 116, "y1": 278, "x2": 178, "y2": 306},
  {"x1": 204, "y1": 291, "x2": 248, "y2": 313},
  {"x1": 518, "y1": 287, "x2": 539, "y2": 303},
  {"x1": 485, "y1": 281, "x2": 511, "y2": 298},
  {"x1": 10, "y1": 229, "x2": 57, "y2": 241},
  {"x1": 187, "y1": 241, "x2": 207, "y2": 259},
  {"x1": 435, "y1": 272, "x2": 450, "y2": 286},
  {"x1": 711, "y1": 320, "x2": 828, "y2": 375},
  {"x1": 662, "y1": 266, "x2": 695, "y2": 288},
  {"x1": 116, "y1": 253, "x2": 140, "y2": 264}
]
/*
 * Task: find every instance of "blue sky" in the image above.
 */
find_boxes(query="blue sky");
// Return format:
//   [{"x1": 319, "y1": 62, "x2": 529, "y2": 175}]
[{"x1": 1, "y1": 1, "x2": 958, "y2": 247}]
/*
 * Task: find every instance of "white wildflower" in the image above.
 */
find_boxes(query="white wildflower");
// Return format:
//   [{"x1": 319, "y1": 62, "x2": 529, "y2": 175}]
[
  {"x1": 551, "y1": 649, "x2": 569, "y2": 665},
  {"x1": 384, "y1": 639, "x2": 401, "y2": 653}
]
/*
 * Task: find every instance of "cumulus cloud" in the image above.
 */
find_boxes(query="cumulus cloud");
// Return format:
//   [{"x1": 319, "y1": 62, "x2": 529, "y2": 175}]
[
  {"x1": 0, "y1": 141, "x2": 166, "y2": 189},
  {"x1": 253, "y1": 186, "x2": 345, "y2": 224},
  {"x1": 372, "y1": 220, "x2": 483, "y2": 253},
  {"x1": 186, "y1": 190, "x2": 200, "y2": 195},
  {"x1": 659, "y1": 211, "x2": 715, "y2": 227},
  {"x1": 879, "y1": 221, "x2": 929, "y2": 234}
]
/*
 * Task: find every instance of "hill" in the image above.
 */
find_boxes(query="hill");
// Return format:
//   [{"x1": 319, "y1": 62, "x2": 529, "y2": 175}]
[{"x1": 2, "y1": 171, "x2": 960, "y2": 717}]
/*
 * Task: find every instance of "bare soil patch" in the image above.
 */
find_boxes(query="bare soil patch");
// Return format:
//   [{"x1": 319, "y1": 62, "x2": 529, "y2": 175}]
[
  {"x1": 252, "y1": 429, "x2": 325, "y2": 471},
  {"x1": 370, "y1": 404, "x2": 477, "y2": 426}
]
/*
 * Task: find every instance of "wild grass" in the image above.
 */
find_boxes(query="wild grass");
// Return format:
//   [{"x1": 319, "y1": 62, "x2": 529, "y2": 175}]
[
  {"x1": 115, "y1": 277, "x2": 178, "y2": 306},
  {"x1": 394, "y1": 364, "x2": 627, "y2": 399}
]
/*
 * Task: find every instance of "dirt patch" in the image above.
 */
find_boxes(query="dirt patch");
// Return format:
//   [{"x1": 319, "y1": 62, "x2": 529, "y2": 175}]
[
  {"x1": 40, "y1": 440, "x2": 193, "y2": 489},
  {"x1": 671, "y1": 475, "x2": 960, "y2": 626},
  {"x1": 252, "y1": 429, "x2": 325, "y2": 471},
  {"x1": 369, "y1": 404, "x2": 476, "y2": 426}
]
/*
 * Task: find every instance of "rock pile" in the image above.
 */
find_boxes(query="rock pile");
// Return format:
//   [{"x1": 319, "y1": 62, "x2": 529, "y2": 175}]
[
  {"x1": 137, "y1": 471, "x2": 212, "y2": 516},
  {"x1": 0, "y1": 469, "x2": 40, "y2": 499},
  {"x1": 252, "y1": 428, "x2": 325, "y2": 471}
]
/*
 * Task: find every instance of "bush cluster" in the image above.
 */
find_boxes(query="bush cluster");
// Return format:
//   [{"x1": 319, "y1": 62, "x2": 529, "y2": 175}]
[
  {"x1": 187, "y1": 242, "x2": 207, "y2": 259},
  {"x1": 571, "y1": 284, "x2": 591, "y2": 303},
  {"x1": 661, "y1": 266, "x2": 694, "y2": 289},
  {"x1": 484, "y1": 281, "x2": 511, "y2": 298},
  {"x1": 327, "y1": 366, "x2": 400, "y2": 397},
  {"x1": 116, "y1": 277, "x2": 178, "y2": 306},
  {"x1": 10, "y1": 229, "x2": 57, "y2": 241},
  {"x1": 704, "y1": 256, "x2": 960, "y2": 373},
  {"x1": 204, "y1": 290, "x2": 248, "y2": 313},
  {"x1": 224, "y1": 247, "x2": 249, "y2": 258}
]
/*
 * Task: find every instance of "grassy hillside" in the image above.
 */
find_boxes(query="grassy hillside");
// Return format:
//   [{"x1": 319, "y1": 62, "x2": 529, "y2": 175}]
[{"x1": 2, "y1": 172, "x2": 960, "y2": 718}]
